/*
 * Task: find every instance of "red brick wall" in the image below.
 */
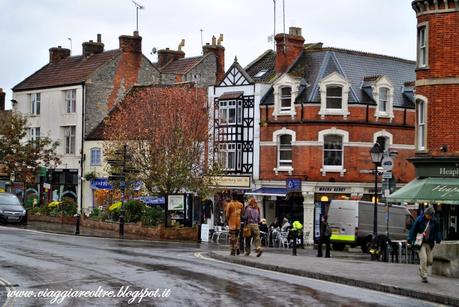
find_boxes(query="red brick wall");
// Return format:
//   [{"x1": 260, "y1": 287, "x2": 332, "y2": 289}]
[
  {"x1": 259, "y1": 104, "x2": 416, "y2": 183},
  {"x1": 416, "y1": 10, "x2": 459, "y2": 157}
]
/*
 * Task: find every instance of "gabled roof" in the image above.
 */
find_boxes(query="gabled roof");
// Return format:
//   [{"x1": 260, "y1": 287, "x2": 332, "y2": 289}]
[
  {"x1": 13, "y1": 50, "x2": 121, "y2": 91},
  {"x1": 218, "y1": 60, "x2": 253, "y2": 87},
  {"x1": 158, "y1": 55, "x2": 208, "y2": 75},
  {"x1": 245, "y1": 50, "x2": 276, "y2": 83}
]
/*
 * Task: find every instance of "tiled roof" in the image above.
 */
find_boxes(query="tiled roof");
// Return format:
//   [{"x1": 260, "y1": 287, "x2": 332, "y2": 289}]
[
  {"x1": 159, "y1": 55, "x2": 207, "y2": 74},
  {"x1": 13, "y1": 50, "x2": 121, "y2": 91},
  {"x1": 219, "y1": 91, "x2": 243, "y2": 100},
  {"x1": 245, "y1": 50, "x2": 276, "y2": 83}
]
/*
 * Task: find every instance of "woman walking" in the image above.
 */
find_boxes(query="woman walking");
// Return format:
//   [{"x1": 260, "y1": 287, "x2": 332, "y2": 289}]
[{"x1": 243, "y1": 198, "x2": 263, "y2": 257}]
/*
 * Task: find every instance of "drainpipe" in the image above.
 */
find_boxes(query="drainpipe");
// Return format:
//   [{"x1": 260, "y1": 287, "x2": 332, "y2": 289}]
[{"x1": 76, "y1": 81, "x2": 86, "y2": 235}]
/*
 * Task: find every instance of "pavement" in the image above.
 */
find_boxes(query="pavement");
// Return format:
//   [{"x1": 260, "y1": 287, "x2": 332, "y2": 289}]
[{"x1": 14, "y1": 221, "x2": 459, "y2": 306}]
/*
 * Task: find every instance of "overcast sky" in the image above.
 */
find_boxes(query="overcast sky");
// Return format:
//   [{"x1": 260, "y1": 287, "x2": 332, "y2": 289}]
[{"x1": 0, "y1": 0, "x2": 417, "y2": 108}]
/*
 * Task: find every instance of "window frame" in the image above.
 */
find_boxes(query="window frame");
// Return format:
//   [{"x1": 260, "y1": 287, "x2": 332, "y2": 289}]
[
  {"x1": 323, "y1": 134, "x2": 343, "y2": 168},
  {"x1": 219, "y1": 100, "x2": 238, "y2": 125},
  {"x1": 30, "y1": 93, "x2": 41, "y2": 115},
  {"x1": 29, "y1": 127, "x2": 40, "y2": 142},
  {"x1": 416, "y1": 98, "x2": 427, "y2": 152},
  {"x1": 325, "y1": 86, "x2": 343, "y2": 110},
  {"x1": 278, "y1": 134, "x2": 293, "y2": 168},
  {"x1": 318, "y1": 128, "x2": 348, "y2": 176},
  {"x1": 64, "y1": 126, "x2": 76, "y2": 155},
  {"x1": 280, "y1": 86, "x2": 292, "y2": 113},
  {"x1": 372, "y1": 77, "x2": 394, "y2": 119},
  {"x1": 417, "y1": 23, "x2": 429, "y2": 69},
  {"x1": 318, "y1": 72, "x2": 350, "y2": 118},
  {"x1": 65, "y1": 89, "x2": 77, "y2": 113},
  {"x1": 90, "y1": 147, "x2": 102, "y2": 166},
  {"x1": 219, "y1": 143, "x2": 237, "y2": 171}
]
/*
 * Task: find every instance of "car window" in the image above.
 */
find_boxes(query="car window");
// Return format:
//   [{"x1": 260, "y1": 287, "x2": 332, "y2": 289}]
[{"x1": 0, "y1": 194, "x2": 21, "y2": 206}]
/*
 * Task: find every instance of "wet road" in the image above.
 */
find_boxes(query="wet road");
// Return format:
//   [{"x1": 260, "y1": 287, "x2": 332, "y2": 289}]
[{"x1": 0, "y1": 226, "x2": 443, "y2": 306}]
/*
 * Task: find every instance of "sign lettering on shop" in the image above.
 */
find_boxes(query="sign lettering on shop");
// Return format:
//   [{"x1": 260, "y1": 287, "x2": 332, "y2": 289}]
[
  {"x1": 206, "y1": 176, "x2": 251, "y2": 188},
  {"x1": 318, "y1": 187, "x2": 348, "y2": 193}
]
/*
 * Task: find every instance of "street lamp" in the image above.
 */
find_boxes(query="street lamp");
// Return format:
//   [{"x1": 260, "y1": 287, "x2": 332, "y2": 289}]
[{"x1": 369, "y1": 143, "x2": 383, "y2": 236}]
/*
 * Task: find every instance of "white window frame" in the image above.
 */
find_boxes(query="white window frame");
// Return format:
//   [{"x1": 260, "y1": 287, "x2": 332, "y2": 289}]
[
  {"x1": 272, "y1": 74, "x2": 300, "y2": 119},
  {"x1": 64, "y1": 126, "x2": 76, "y2": 155},
  {"x1": 280, "y1": 86, "x2": 292, "y2": 112},
  {"x1": 417, "y1": 23, "x2": 429, "y2": 69},
  {"x1": 272, "y1": 128, "x2": 295, "y2": 174},
  {"x1": 323, "y1": 134, "x2": 344, "y2": 167},
  {"x1": 90, "y1": 147, "x2": 102, "y2": 166},
  {"x1": 372, "y1": 76, "x2": 394, "y2": 120},
  {"x1": 29, "y1": 127, "x2": 40, "y2": 142},
  {"x1": 415, "y1": 96, "x2": 428, "y2": 152},
  {"x1": 219, "y1": 100, "x2": 238, "y2": 125},
  {"x1": 65, "y1": 89, "x2": 77, "y2": 113},
  {"x1": 30, "y1": 93, "x2": 41, "y2": 115},
  {"x1": 318, "y1": 128, "x2": 348, "y2": 176},
  {"x1": 219, "y1": 143, "x2": 237, "y2": 170},
  {"x1": 318, "y1": 72, "x2": 350, "y2": 118}
]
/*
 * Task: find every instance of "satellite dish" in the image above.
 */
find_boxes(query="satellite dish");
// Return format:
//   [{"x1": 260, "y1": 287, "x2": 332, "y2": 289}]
[{"x1": 150, "y1": 47, "x2": 157, "y2": 55}]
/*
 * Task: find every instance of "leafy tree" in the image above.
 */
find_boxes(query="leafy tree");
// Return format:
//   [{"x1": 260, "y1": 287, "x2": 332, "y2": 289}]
[
  {"x1": 103, "y1": 84, "x2": 221, "y2": 197},
  {"x1": 0, "y1": 112, "x2": 60, "y2": 184}
]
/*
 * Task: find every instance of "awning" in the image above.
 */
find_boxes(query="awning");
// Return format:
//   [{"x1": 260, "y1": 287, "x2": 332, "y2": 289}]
[
  {"x1": 245, "y1": 188, "x2": 287, "y2": 197},
  {"x1": 387, "y1": 177, "x2": 459, "y2": 205}
]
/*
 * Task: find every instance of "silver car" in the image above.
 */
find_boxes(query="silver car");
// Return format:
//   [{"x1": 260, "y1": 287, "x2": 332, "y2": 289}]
[{"x1": 0, "y1": 193, "x2": 27, "y2": 224}]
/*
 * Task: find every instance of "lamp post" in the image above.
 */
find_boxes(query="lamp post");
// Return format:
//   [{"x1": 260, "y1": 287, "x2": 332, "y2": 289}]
[{"x1": 369, "y1": 143, "x2": 383, "y2": 236}]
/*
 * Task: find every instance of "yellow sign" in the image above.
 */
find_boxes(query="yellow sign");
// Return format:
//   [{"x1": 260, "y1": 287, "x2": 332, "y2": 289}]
[
  {"x1": 207, "y1": 176, "x2": 251, "y2": 188},
  {"x1": 0, "y1": 188, "x2": 4, "y2": 193}
]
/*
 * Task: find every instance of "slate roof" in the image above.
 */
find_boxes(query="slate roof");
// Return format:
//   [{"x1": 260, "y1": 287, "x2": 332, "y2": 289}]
[
  {"x1": 157, "y1": 55, "x2": 208, "y2": 75},
  {"x1": 13, "y1": 50, "x2": 121, "y2": 91},
  {"x1": 259, "y1": 47, "x2": 416, "y2": 109},
  {"x1": 245, "y1": 50, "x2": 277, "y2": 83}
]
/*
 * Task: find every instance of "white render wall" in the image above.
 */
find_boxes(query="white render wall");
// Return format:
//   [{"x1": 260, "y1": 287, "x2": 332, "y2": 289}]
[{"x1": 82, "y1": 140, "x2": 108, "y2": 213}]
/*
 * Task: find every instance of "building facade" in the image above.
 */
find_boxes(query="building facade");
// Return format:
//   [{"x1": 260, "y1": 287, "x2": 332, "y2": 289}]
[{"x1": 252, "y1": 27, "x2": 416, "y2": 242}]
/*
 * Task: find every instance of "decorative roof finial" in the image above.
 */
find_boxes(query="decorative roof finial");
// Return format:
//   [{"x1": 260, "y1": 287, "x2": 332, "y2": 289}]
[{"x1": 234, "y1": 56, "x2": 238, "y2": 63}]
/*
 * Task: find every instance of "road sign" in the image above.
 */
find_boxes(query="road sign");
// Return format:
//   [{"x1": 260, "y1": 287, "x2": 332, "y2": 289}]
[
  {"x1": 286, "y1": 178, "x2": 301, "y2": 191},
  {"x1": 381, "y1": 156, "x2": 394, "y2": 171},
  {"x1": 383, "y1": 172, "x2": 393, "y2": 179}
]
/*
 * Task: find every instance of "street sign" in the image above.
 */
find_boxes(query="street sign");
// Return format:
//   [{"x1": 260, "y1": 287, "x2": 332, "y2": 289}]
[
  {"x1": 381, "y1": 157, "x2": 394, "y2": 171},
  {"x1": 383, "y1": 172, "x2": 393, "y2": 179},
  {"x1": 286, "y1": 178, "x2": 301, "y2": 191},
  {"x1": 384, "y1": 189, "x2": 391, "y2": 197}
]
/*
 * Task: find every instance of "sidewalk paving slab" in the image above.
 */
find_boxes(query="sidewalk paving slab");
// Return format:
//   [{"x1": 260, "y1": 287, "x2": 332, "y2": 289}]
[{"x1": 208, "y1": 250, "x2": 459, "y2": 306}]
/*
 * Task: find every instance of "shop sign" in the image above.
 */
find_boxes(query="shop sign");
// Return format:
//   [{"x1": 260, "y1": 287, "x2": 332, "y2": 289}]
[
  {"x1": 416, "y1": 164, "x2": 459, "y2": 178},
  {"x1": 168, "y1": 194, "x2": 185, "y2": 211},
  {"x1": 206, "y1": 176, "x2": 251, "y2": 188},
  {"x1": 317, "y1": 186, "x2": 350, "y2": 193},
  {"x1": 90, "y1": 178, "x2": 113, "y2": 190},
  {"x1": 286, "y1": 178, "x2": 301, "y2": 191}
]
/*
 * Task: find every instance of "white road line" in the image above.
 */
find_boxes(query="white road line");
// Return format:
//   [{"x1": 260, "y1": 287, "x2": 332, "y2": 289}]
[{"x1": 0, "y1": 277, "x2": 14, "y2": 307}]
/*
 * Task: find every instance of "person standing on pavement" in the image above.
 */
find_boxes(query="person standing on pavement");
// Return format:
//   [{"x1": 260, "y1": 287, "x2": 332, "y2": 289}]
[
  {"x1": 317, "y1": 215, "x2": 331, "y2": 258},
  {"x1": 225, "y1": 192, "x2": 244, "y2": 256},
  {"x1": 243, "y1": 198, "x2": 263, "y2": 257},
  {"x1": 408, "y1": 206, "x2": 442, "y2": 283}
]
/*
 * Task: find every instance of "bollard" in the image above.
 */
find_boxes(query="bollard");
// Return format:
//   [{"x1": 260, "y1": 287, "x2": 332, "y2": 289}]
[
  {"x1": 119, "y1": 213, "x2": 125, "y2": 239},
  {"x1": 292, "y1": 230, "x2": 297, "y2": 256},
  {"x1": 75, "y1": 213, "x2": 80, "y2": 235}
]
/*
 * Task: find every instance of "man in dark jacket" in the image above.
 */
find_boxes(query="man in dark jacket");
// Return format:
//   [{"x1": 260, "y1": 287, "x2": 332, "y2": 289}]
[
  {"x1": 408, "y1": 206, "x2": 442, "y2": 283},
  {"x1": 317, "y1": 215, "x2": 331, "y2": 258}
]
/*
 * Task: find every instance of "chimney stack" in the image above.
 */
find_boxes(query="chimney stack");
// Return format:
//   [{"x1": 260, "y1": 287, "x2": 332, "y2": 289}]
[
  {"x1": 119, "y1": 31, "x2": 142, "y2": 53},
  {"x1": 202, "y1": 34, "x2": 225, "y2": 84},
  {"x1": 275, "y1": 27, "x2": 305, "y2": 73},
  {"x1": 83, "y1": 34, "x2": 104, "y2": 57},
  {"x1": 157, "y1": 48, "x2": 185, "y2": 67},
  {"x1": 49, "y1": 46, "x2": 70, "y2": 64},
  {"x1": 0, "y1": 88, "x2": 5, "y2": 111}
]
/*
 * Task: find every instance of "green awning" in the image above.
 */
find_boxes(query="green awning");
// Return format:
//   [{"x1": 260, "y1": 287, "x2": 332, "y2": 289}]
[{"x1": 387, "y1": 177, "x2": 459, "y2": 205}]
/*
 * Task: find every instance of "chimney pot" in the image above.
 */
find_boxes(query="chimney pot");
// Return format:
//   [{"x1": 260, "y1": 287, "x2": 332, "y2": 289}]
[
  {"x1": 275, "y1": 26, "x2": 305, "y2": 73},
  {"x1": 133, "y1": 31, "x2": 139, "y2": 37},
  {"x1": 97, "y1": 34, "x2": 102, "y2": 43},
  {"x1": 289, "y1": 27, "x2": 302, "y2": 36},
  {"x1": 0, "y1": 88, "x2": 5, "y2": 111}
]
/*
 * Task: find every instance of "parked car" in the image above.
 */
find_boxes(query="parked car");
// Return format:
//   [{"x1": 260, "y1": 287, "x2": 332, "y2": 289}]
[
  {"x1": 327, "y1": 200, "x2": 412, "y2": 252},
  {"x1": 0, "y1": 193, "x2": 27, "y2": 224}
]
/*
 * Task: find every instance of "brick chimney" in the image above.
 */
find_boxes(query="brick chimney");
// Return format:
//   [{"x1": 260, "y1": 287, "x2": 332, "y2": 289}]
[
  {"x1": 275, "y1": 27, "x2": 305, "y2": 73},
  {"x1": 157, "y1": 48, "x2": 185, "y2": 67},
  {"x1": 0, "y1": 88, "x2": 5, "y2": 111},
  {"x1": 82, "y1": 34, "x2": 104, "y2": 57},
  {"x1": 119, "y1": 31, "x2": 142, "y2": 53},
  {"x1": 202, "y1": 34, "x2": 225, "y2": 84},
  {"x1": 49, "y1": 46, "x2": 70, "y2": 64}
]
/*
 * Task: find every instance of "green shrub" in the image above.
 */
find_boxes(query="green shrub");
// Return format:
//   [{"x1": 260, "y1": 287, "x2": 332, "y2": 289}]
[
  {"x1": 89, "y1": 207, "x2": 102, "y2": 220},
  {"x1": 125, "y1": 200, "x2": 145, "y2": 223},
  {"x1": 141, "y1": 207, "x2": 164, "y2": 227}
]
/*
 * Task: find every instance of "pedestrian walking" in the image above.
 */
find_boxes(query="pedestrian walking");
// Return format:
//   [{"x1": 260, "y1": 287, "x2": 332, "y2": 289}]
[
  {"x1": 243, "y1": 198, "x2": 263, "y2": 257},
  {"x1": 408, "y1": 206, "x2": 442, "y2": 283},
  {"x1": 317, "y1": 215, "x2": 331, "y2": 258},
  {"x1": 225, "y1": 192, "x2": 244, "y2": 256}
]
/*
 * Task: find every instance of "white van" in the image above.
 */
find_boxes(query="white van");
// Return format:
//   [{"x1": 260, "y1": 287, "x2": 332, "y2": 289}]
[{"x1": 327, "y1": 200, "x2": 412, "y2": 252}]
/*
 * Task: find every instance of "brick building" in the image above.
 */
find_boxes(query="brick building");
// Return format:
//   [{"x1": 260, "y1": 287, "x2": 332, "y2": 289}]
[
  {"x1": 245, "y1": 27, "x2": 416, "y2": 242},
  {"x1": 389, "y1": 0, "x2": 459, "y2": 239}
]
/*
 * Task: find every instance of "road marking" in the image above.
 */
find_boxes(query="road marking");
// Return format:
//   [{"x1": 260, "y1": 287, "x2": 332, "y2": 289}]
[{"x1": 0, "y1": 277, "x2": 14, "y2": 307}]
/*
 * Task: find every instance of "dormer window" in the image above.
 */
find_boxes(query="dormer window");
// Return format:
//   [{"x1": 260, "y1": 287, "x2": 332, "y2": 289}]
[
  {"x1": 280, "y1": 87, "x2": 292, "y2": 112},
  {"x1": 318, "y1": 72, "x2": 350, "y2": 119},
  {"x1": 326, "y1": 86, "x2": 342, "y2": 109},
  {"x1": 379, "y1": 87, "x2": 389, "y2": 112},
  {"x1": 372, "y1": 76, "x2": 394, "y2": 120}
]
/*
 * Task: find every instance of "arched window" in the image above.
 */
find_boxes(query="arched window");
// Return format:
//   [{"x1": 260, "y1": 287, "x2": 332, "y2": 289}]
[
  {"x1": 323, "y1": 135, "x2": 343, "y2": 167},
  {"x1": 90, "y1": 147, "x2": 102, "y2": 166},
  {"x1": 278, "y1": 134, "x2": 292, "y2": 167}
]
